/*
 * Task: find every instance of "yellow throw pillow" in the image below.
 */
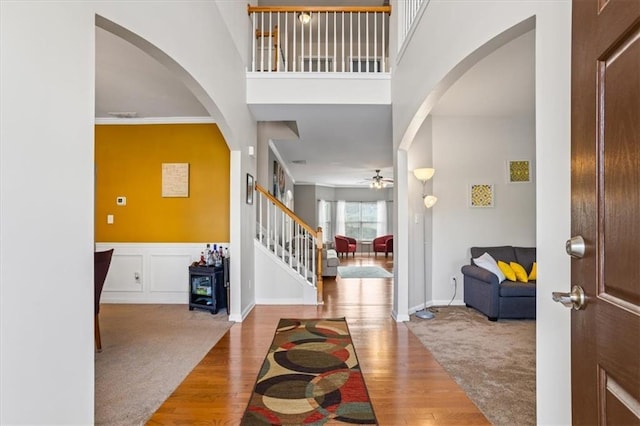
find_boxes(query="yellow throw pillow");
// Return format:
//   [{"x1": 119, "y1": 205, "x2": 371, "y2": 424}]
[
  {"x1": 529, "y1": 262, "x2": 537, "y2": 280},
  {"x1": 498, "y1": 261, "x2": 516, "y2": 281},
  {"x1": 510, "y1": 262, "x2": 529, "y2": 283}
]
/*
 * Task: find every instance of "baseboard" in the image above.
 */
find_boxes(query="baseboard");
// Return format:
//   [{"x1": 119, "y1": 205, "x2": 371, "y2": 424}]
[{"x1": 409, "y1": 299, "x2": 465, "y2": 314}]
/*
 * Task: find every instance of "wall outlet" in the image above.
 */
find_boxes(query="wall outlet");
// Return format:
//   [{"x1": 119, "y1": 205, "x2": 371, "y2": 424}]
[{"x1": 451, "y1": 275, "x2": 457, "y2": 286}]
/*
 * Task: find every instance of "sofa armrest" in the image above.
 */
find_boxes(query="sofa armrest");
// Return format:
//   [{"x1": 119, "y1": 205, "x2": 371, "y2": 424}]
[{"x1": 461, "y1": 265, "x2": 500, "y2": 285}]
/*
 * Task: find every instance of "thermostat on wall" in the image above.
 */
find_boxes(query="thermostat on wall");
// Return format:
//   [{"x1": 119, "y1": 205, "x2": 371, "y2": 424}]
[{"x1": 116, "y1": 196, "x2": 126, "y2": 206}]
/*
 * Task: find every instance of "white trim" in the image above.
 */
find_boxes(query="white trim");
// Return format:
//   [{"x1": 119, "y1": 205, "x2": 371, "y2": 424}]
[
  {"x1": 408, "y1": 299, "x2": 465, "y2": 314},
  {"x1": 95, "y1": 116, "x2": 215, "y2": 125},
  {"x1": 96, "y1": 242, "x2": 229, "y2": 305},
  {"x1": 246, "y1": 71, "x2": 390, "y2": 80},
  {"x1": 230, "y1": 302, "x2": 254, "y2": 322}
]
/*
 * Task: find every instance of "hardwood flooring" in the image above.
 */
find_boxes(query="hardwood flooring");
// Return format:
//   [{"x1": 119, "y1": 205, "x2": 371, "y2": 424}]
[{"x1": 147, "y1": 255, "x2": 489, "y2": 425}]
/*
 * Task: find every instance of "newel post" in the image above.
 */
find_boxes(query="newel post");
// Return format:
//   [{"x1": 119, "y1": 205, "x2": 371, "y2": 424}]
[{"x1": 316, "y1": 227, "x2": 323, "y2": 304}]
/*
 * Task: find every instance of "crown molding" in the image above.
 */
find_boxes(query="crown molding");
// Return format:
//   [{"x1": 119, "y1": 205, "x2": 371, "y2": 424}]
[{"x1": 95, "y1": 116, "x2": 215, "y2": 125}]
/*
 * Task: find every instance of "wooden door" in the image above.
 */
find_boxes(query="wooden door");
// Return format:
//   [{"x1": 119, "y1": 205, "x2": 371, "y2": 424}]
[{"x1": 571, "y1": 0, "x2": 639, "y2": 423}]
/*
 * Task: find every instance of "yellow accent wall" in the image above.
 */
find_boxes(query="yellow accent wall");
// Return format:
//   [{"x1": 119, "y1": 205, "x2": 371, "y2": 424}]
[{"x1": 95, "y1": 123, "x2": 230, "y2": 242}]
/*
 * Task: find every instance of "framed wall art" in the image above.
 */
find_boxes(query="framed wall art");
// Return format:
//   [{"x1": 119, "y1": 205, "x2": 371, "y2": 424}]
[
  {"x1": 246, "y1": 173, "x2": 254, "y2": 205},
  {"x1": 470, "y1": 184, "x2": 494, "y2": 208},
  {"x1": 507, "y1": 160, "x2": 531, "y2": 183}
]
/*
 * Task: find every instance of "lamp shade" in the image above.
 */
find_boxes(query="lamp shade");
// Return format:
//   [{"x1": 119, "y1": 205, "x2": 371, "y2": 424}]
[
  {"x1": 298, "y1": 12, "x2": 311, "y2": 24},
  {"x1": 424, "y1": 195, "x2": 438, "y2": 208},
  {"x1": 413, "y1": 167, "x2": 435, "y2": 182}
]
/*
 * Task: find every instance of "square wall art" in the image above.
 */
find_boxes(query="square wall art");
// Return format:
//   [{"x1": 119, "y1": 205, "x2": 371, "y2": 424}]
[
  {"x1": 470, "y1": 184, "x2": 494, "y2": 208},
  {"x1": 508, "y1": 160, "x2": 531, "y2": 183}
]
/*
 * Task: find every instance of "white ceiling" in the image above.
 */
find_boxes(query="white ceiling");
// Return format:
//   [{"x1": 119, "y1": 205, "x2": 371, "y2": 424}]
[{"x1": 95, "y1": 20, "x2": 534, "y2": 188}]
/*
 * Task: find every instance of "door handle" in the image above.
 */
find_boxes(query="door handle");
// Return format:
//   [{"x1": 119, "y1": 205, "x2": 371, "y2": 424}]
[
  {"x1": 552, "y1": 285, "x2": 586, "y2": 310},
  {"x1": 566, "y1": 235, "x2": 585, "y2": 258}
]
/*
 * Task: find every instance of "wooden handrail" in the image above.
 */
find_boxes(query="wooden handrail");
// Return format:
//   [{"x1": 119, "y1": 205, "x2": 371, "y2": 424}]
[
  {"x1": 248, "y1": 5, "x2": 392, "y2": 15},
  {"x1": 255, "y1": 183, "x2": 324, "y2": 304},
  {"x1": 255, "y1": 184, "x2": 317, "y2": 235}
]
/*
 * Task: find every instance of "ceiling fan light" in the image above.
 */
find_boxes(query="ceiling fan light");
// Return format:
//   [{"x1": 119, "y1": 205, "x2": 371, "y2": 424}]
[{"x1": 413, "y1": 167, "x2": 435, "y2": 182}]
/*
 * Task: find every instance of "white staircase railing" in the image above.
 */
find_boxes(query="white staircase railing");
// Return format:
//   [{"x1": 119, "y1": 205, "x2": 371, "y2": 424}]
[
  {"x1": 254, "y1": 183, "x2": 324, "y2": 304},
  {"x1": 248, "y1": 5, "x2": 392, "y2": 73}
]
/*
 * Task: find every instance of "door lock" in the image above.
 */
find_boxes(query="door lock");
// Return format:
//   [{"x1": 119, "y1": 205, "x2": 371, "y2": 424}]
[
  {"x1": 565, "y1": 235, "x2": 586, "y2": 258},
  {"x1": 552, "y1": 285, "x2": 586, "y2": 310}
]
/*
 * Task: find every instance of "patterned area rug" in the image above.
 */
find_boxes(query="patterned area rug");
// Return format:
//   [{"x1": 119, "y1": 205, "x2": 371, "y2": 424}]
[
  {"x1": 337, "y1": 266, "x2": 392, "y2": 279},
  {"x1": 241, "y1": 318, "x2": 377, "y2": 425}
]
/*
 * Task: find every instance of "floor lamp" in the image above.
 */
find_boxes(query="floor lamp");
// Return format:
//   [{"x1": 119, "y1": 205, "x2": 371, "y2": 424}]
[{"x1": 413, "y1": 168, "x2": 438, "y2": 320}]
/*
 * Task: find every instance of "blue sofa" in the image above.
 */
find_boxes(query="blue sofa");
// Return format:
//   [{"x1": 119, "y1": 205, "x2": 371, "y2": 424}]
[{"x1": 461, "y1": 246, "x2": 536, "y2": 321}]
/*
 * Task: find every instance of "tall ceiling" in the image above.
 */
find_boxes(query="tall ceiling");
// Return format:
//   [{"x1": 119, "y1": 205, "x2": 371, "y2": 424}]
[{"x1": 95, "y1": 16, "x2": 534, "y2": 188}]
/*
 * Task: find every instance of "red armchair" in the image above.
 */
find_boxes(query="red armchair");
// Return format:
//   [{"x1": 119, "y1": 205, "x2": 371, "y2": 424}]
[
  {"x1": 373, "y1": 235, "x2": 393, "y2": 257},
  {"x1": 335, "y1": 235, "x2": 357, "y2": 257}
]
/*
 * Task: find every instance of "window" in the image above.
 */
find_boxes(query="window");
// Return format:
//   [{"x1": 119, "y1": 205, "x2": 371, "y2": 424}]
[
  {"x1": 318, "y1": 200, "x2": 332, "y2": 243},
  {"x1": 343, "y1": 201, "x2": 386, "y2": 240}
]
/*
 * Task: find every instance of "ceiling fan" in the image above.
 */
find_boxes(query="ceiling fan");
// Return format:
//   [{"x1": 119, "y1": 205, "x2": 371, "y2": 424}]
[{"x1": 366, "y1": 169, "x2": 393, "y2": 189}]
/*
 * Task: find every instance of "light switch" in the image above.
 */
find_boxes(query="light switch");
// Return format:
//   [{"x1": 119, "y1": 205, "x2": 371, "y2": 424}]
[{"x1": 107, "y1": 214, "x2": 114, "y2": 224}]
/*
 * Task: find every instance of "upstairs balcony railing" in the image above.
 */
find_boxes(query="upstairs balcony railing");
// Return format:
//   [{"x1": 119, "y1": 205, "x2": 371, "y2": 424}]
[{"x1": 247, "y1": 5, "x2": 392, "y2": 73}]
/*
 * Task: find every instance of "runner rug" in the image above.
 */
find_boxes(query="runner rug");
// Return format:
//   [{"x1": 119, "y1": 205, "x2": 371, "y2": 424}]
[{"x1": 241, "y1": 318, "x2": 377, "y2": 425}]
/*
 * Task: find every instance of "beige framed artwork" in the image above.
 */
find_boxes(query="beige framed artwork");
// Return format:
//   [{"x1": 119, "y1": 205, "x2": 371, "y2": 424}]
[
  {"x1": 470, "y1": 184, "x2": 494, "y2": 208},
  {"x1": 161, "y1": 163, "x2": 189, "y2": 197}
]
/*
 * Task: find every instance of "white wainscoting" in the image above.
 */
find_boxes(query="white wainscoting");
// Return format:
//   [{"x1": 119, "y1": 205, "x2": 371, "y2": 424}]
[{"x1": 96, "y1": 243, "x2": 228, "y2": 304}]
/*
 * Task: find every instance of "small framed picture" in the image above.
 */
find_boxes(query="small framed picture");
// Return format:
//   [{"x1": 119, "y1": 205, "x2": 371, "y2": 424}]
[
  {"x1": 470, "y1": 184, "x2": 494, "y2": 208},
  {"x1": 246, "y1": 173, "x2": 254, "y2": 205},
  {"x1": 507, "y1": 160, "x2": 531, "y2": 183}
]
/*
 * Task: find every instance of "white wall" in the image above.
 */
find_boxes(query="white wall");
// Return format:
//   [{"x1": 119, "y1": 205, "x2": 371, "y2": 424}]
[
  {"x1": 391, "y1": 1, "x2": 571, "y2": 423},
  {"x1": 293, "y1": 185, "x2": 318, "y2": 227},
  {"x1": 254, "y1": 243, "x2": 316, "y2": 305},
  {"x1": 1, "y1": 3, "x2": 95, "y2": 423},
  {"x1": 431, "y1": 116, "x2": 536, "y2": 306},
  {"x1": 1, "y1": 1, "x2": 255, "y2": 423}
]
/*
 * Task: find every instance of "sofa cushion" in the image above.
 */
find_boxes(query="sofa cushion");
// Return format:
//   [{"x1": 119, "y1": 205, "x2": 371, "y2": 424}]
[
  {"x1": 528, "y1": 262, "x2": 537, "y2": 280},
  {"x1": 325, "y1": 249, "x2": 340, "y2": 267},
  {"x1": 510, "y1": 262, "x2": 529, "y2": 283},
  {"x1": 471, "y1": 246, "x2": 517, "y2": 265},
  {"x1": 514, "y1": 247, "x2": 536, "y2": 273},
  {"x1": 473, "y1": 252, "x2": 505, "y2": 282},
  {"x1": 498, "y1": 260, "x2": 516, "y2": 281},
  {"x1": 500, "y1": 281, "x2": 536, "y2": 297}
]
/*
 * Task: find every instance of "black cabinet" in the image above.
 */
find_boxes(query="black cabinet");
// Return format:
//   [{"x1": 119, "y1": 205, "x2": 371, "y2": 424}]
[{"x1": 188, "y1": 263, "x2": 228, "y2": 314}]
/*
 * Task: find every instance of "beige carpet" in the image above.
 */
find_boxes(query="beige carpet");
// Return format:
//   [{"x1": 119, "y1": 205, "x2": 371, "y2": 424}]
[
  {"x1": 406, "y1": 306, "x2": 536, "y2": 426},
  {"x1": 95, "y1": 304, "x2": 233, "y2": 425}
]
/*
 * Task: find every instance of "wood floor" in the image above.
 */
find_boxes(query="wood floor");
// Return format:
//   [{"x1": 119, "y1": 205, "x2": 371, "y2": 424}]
[{"x1": 147, "y1": 255, "x2": 489, "y2": 425}]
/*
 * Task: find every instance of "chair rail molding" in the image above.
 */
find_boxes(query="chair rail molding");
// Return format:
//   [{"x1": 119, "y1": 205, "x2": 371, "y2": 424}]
[{"x1": 95, "y1": 242, "x2": 228, "y2": 304}]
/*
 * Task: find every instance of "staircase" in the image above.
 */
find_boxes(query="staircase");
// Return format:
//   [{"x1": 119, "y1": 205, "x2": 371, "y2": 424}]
[{"x1": 254, "y1": 184, "x2": 323, "y2": 305}]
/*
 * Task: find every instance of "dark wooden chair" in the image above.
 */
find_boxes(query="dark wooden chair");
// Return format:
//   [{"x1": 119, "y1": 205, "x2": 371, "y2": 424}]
[{"x1": 95, "y1": 249, "x2": 114, "y2": 352}]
